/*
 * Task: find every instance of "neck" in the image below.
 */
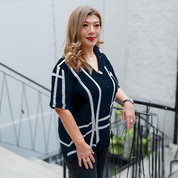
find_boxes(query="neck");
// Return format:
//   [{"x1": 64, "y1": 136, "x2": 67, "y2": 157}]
[{"x1": 81, "y1": 46, "x2": 94, "y2": 58}]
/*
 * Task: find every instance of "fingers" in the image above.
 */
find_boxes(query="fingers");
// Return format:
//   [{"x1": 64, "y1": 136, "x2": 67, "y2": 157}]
[
  {"x1": 78, "y1": 157, "x2": 82, "y2": 167},
  {"x1": 90, "y1": 149, "x2": 94, "y2": 155},
  {"x1": 121, "y1": 113, "x2": 125, "y2": 122},
  {"x1": 124, "y1": 113, "x2": 135, "y2": 130},
  {"x1": 123, "y1": 113, "x2": 134, "y2": 130},
  {"x1": 87, "y1": 158, "x2": 93, "y2": 169},
  {"x1": 82, "y1": 158, "x2": 89, "y2": 169},
  {"x1": 89, "y1": 152, "x2": 95, "y2": 163},
  {"x1": 126, "y1": 117, "x2": 132, "y2": 130},
  {"x1": 122, "y1": 102, "x2": 136, "y2": 130},
  {"x1": 77, "y1": 144, "x2": 95, "y2": 169},
  {"x1": 81, "y1": 158, "x2": 92, "y2": 169},
  {"x1": 81, "y1": 153, "x2": 95, "y2": 169}
]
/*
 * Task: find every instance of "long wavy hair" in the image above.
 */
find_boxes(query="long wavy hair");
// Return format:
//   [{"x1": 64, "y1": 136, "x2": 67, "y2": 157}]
[{"x1": 63, "y1": 5, "x2": 104, "y2": 74}]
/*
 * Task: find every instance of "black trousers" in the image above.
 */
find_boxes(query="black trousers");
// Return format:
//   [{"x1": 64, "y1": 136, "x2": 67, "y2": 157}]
[{"x1": 64, "y1": 147, "x2": 108, "y2": 178}]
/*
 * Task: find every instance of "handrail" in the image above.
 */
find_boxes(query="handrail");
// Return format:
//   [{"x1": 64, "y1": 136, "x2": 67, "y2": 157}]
[
  {"x1": 0, "y1": 62, "x2": 50, "y2": 92},
  {"x1": 0, "y1": 70, "x2": 50, "y2": 97},
  {"x1": 133, "y1": 99, "x2": 175, "y2": 112},
  {"x1": 117, "y1": 99, "x2": 175, "y2": 112}
]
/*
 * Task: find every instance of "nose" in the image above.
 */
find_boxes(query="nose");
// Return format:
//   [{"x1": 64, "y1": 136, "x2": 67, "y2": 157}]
[{"x1": 89, "y1": 25, "x2": 94, "y2": 34}]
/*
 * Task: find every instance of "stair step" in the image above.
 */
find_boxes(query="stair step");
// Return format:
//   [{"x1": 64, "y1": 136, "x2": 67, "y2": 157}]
[
  {"x1": 30, "y1": 157, "x2": 63, "y2": 174},
  {"x1": 0, "y1": 146, "x2": 63, "y2": 178}
]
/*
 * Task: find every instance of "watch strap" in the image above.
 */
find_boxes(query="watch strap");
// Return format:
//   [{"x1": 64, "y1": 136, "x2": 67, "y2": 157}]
[{"x1": 123, "y1": 98, "x2": 134, "y2": 104}]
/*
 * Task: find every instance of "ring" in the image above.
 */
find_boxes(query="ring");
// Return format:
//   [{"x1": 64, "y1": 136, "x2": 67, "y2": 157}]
[
  {"x1": 130, "y1": 119, "x2": 133, "y2": 123},
  {"x1": 86, "y1": 158, "x2": 90, "y2": 162}
]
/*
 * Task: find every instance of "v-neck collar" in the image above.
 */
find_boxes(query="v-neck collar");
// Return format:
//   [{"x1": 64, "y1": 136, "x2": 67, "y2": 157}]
[{"x1": 92, "y1": 46, "x2": 103, "y2": 75}]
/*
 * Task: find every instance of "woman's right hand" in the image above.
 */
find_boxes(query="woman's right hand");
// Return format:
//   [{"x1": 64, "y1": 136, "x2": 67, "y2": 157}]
[
  {"x1": 55, "y1": 108, "x2": 95, "y2": 169},
  {"x1": 76, "y1": 143, "x2": 95, "y2": 169}
]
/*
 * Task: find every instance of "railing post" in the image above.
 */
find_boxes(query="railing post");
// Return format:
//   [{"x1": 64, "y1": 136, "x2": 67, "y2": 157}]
[
  {"x1": 158, "y1": 134, "x2": 161, "y2": 178},
  {"x1": 162, "y1": 132, "x2": 165, "y2": 178},
  {"x1": 173, "y1": 55, "x2": 178, "y2": 144},
  {"x1": 173, "y1": 112, "x2": 178, "y2": 144},
  {"x1": 140, "y1": 125, "x2": 145, "y2": 178},
  {"x1": 152, "y1": 130, "x2": 155, "y2": 178},
  {"x1": 63, "y1": 160, "x2": 66, "y2": 178},
  {"x1": 155, "y1": 129, "x2": 158, "y2": 178}
]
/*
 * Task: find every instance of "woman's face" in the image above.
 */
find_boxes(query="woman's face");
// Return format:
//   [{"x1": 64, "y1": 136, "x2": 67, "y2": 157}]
[{"x1": 80, "y1": 15, "x2": 101, "y2": 49}]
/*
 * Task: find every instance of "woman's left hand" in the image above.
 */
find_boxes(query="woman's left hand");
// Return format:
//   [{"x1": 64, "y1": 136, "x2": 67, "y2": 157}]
[{"x1": 121, "y1": 102, "x2": 136, "y2": 130}]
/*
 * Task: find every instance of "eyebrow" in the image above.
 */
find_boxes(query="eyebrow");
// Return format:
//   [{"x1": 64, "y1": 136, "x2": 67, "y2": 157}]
[{"x1": 83, "y1": 21, "x2": 100, "y2": 24}]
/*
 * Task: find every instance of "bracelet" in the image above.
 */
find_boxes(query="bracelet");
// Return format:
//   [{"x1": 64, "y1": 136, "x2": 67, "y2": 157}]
[{"x1": 77, "y1": 145, "x2": 86, "y2": 152}]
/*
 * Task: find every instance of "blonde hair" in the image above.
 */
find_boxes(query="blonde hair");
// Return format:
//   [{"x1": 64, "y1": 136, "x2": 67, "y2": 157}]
[{"x1": 63, "y1": 5, "x2": 104, "y2": 74}]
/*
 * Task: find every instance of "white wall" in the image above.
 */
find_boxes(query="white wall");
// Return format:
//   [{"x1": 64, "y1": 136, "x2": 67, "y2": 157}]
[
  {"x1": 104, "y1": 0, "x2": 178, "y2": 107},
  {"x1": 0, "y1": 0, "x2": 104, "y2": 89},
  {"x1": 124, "y1": 0, "x2": 178, "y2": 140},
  {"x1": 103, "y1": 0, "x2": 127, "y2": 89},
  {"x1": 104, "y1": 0, "x2": 178, "y2": 140},
  {"x1": 124, "y1": 0, "x2": 178, "y2": 106}
]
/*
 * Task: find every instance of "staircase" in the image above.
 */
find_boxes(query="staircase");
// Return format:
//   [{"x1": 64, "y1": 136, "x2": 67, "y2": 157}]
[
  {"x1": 110, "y1": 144, "x2": 178, "y2": 178},
  {"x1": 0, "y1": 146, "x2": 63, "y2": 178}
]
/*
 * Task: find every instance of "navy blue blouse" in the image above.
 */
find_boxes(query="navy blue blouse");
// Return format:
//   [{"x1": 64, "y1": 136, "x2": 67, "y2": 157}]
[{"x1": 49, "y1": 46, "x2": 119, "y2": 158}]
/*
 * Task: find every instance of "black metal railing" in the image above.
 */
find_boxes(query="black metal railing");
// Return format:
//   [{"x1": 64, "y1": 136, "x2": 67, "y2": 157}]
[
  {"x1": 104, "y1": 100, "x2": 176, "y2": 178},
  {"x1": 64, "y1": 100, "x2": 177, "y2": 178},
  {"x1": 0, "y1": 62, "x2": 61, "y2": 162}
]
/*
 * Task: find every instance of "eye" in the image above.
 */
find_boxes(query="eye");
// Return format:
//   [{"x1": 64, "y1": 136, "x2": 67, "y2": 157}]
[
  {"x1": 83, "y1": 24, "x2": 88, "y2": 27},
  {"x1": 95, "y1": 24, "x2": 100, "y2": 27}
]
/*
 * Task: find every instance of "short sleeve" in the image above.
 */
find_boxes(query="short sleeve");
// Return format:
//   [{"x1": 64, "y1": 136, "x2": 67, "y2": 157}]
[{"x1": 49, "y1": 58, "x2": 75, "y2": 109}]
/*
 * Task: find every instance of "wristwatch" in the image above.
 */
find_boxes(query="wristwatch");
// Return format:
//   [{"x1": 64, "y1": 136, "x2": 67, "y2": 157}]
[{"x1": 123, "y1": 98, "x2": 134, "y2": 105}]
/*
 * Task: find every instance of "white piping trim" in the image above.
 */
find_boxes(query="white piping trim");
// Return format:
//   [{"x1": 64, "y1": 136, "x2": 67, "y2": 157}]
[
  {"x1": 98, "y1": 123, "x2": 110, "y2": 130},
  {"x1": 67, "y1": 150, "x2": 77, "y2": 156},
  {"x1": 78, "y1": 122, "x2": 92, "y2": 129},
  {"x1": 104, "y1": 66, "x2": 116, "y2": 108},
  {"x1": 59, "y1": 121, "x2": 110, "y2": 148},
  {"x1": 61, "y1": 69, "x2": 65, "y2": 109},
  {"x1": 52, "y1": 73, "x2": 63, "y2": 79},
  {"x1": 99, "y1": 115, "x2": 110, "y2": 122},
  {"x1": 66, "y1": 124, "x2": 110, "y2": 156},
  {"x1": 82, "y1": 69, "x2": 102, "y2": 145},
  {"x1": 59, "y1": 137, "x2": 74, "y2": 147},
  {"x1": 78, "y1": 115, "x2": 110, "y2": 129},
  {"x1": 83, "y1": 130, "x2": 92, "y2": 138},
  {"x1": 70, "y1": 68, "x2": 95, "y2": 147},
  {"x1": 59, "y1": 130, "x2": 93, "y2": 148},
  {"x1": 52, "y1": 60, "x2": 65, "y2": 107}
]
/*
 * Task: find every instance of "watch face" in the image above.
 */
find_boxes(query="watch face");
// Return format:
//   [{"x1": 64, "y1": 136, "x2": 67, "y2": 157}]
[{"x1": 130, "y1": 99, "x2": 134, "y2": 104}]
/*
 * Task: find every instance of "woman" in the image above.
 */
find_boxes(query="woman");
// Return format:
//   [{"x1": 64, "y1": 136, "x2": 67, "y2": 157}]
[{"x1": 50, "y1": 5, "x2": 135, "y2": 178}]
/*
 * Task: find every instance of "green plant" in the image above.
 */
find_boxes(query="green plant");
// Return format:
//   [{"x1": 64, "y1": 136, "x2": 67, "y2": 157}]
[
  {"x1": 109, "y1": 128, "x2": 151, "y2": 159},
  {"x1": 115, "y1": 103, "x2": 123, "y2": 115},
  {"x1": 109, "y1": 135, "x2": 124, "y2": 156}
]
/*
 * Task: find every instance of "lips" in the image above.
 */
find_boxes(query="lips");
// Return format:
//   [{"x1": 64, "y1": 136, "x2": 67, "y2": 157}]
[{"x1": 87, "y1": 37, "x2": 95, "y2": 41}]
